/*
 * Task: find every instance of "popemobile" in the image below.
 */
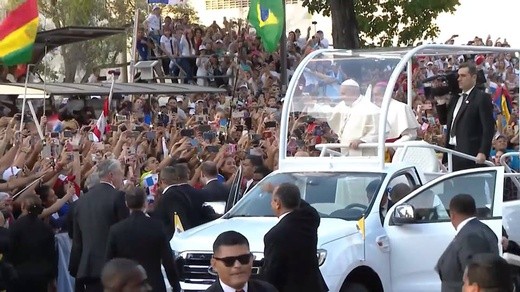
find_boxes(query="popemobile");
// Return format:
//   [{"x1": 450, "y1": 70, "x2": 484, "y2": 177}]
[{"x1": 168, "y1": 45, "x2": 520, "y2": 292}]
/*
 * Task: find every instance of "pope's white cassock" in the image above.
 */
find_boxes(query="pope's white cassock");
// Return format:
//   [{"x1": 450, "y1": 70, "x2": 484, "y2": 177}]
[
  {"x1": 386, "y1": 99, "x2": 420, "y2": 142},
  {"x1": 328, "y1": 85, "x2": 389, "y2": 156},
  {"x1": 372, "y1": 82, "x2": 419, "y2": 143}
]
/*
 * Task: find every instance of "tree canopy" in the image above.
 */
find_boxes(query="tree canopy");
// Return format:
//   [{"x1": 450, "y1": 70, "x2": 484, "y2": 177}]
[{"x1": 302, "y1": 0, "x2": 460, "y2": 49}]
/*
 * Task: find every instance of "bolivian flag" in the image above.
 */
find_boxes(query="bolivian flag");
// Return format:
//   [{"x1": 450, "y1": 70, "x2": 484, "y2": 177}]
[{"x1": 0, "y1": 0, "x2": 39, "y2": 66}]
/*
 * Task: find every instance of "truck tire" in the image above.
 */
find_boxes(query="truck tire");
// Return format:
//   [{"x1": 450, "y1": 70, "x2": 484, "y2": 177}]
[{"x1": 341, "y1": 282, "x2": 370, "y2": 292}]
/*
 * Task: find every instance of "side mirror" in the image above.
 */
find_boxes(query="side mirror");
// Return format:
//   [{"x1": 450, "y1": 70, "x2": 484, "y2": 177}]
[{"x1": 391, "y1": 204, "x2": 416, "y2": 225}]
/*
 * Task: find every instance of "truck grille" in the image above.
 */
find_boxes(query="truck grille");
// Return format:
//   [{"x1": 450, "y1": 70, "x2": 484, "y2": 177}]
[{"x1": 176, "y1": 252, "x2": 263, "y2": 285}]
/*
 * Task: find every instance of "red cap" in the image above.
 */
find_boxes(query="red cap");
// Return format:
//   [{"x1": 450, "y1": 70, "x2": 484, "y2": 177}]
[{"x1": 475, "y1": 55, "x2": 485, "y2": 66}]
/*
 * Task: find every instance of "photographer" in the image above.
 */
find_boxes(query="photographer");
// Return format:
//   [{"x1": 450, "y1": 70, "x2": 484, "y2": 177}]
[{"x1": 434, "y1": 62, "x2": 495, "y2": 171}]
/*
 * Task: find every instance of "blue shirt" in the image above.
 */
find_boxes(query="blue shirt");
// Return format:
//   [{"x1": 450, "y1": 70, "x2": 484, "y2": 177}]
[
  {"x1": 137, "y1": 37, "x2": 150, "y2": 61},
  {"x1": 50, "y1": 203, "x2": 70, "y2": 230}
]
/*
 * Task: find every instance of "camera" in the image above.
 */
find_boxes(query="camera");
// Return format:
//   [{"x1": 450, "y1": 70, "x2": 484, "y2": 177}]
[{"x1": 426, "y1": 68, "x2": 486, "y2": 98}]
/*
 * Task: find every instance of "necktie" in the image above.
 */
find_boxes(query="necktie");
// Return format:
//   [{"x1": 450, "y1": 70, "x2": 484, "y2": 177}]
[
  {"x1": 450, "y1": 93, "x2": 468, "y2": 138},
  {"x1": 236, "y1": 290, "x2": 245, "y2": 292}
]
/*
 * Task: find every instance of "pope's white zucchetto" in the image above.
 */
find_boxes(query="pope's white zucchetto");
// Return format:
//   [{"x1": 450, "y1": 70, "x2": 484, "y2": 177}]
[{"x1": 341, "y1": 79, "x2": 359, "y2": 87}]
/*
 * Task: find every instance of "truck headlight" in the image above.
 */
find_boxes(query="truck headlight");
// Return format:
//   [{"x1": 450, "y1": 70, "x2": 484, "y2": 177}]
[
  {"x1": 317, "y1": 249, "x2": 327, "y2": 266},
  {"x1": 173, "y1": 251, "x2": 184, "y2": 259}
]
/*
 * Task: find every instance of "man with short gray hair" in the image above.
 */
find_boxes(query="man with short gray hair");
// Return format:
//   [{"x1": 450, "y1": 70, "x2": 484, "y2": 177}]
[{"x1": 70, "y1": 158, "x2": 129, "y2": 292}]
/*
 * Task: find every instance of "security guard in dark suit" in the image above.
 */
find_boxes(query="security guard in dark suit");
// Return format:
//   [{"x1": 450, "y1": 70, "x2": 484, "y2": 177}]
[{"x1": 105, "y1": 186, "x2": 181, "y2": 292}]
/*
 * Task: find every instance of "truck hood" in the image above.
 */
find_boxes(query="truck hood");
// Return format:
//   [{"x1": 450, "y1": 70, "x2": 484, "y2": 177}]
[{"x1": 170, "y1": 217, "x2": 360, "y2": 253}]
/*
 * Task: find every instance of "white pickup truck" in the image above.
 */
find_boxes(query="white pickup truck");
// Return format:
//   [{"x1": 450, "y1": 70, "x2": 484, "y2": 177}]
[{"x1": 169, "y1": 45, "x2": 520, "y2": 292}]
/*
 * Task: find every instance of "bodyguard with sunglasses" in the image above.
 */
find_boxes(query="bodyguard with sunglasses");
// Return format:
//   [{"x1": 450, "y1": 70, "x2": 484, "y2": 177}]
[{"x1": 208, "y1": 231, "x2": 277, "y2": 292}]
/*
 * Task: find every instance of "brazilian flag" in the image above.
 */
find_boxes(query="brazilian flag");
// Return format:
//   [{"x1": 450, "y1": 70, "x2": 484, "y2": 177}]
[{"x1": 247, "y1": 0, "x2": 284, "y2": 53}]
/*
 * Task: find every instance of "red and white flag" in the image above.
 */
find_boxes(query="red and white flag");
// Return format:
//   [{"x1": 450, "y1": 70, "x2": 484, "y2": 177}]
[{"x1": 91, "y1": 98, "x2": 110, "y2": 142}]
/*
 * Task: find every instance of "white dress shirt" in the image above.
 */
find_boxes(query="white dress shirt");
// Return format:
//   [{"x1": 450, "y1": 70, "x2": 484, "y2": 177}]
[
  {"x1": 162, "y1": 183, "x2": 189, "y2": 194},
  {"x1": 455, "y1": 216, "x2": 476, "y2": 235},
  {"x1": 205, "y1": 178, "x2": 218, "y2": 185},
  {"x1": 278, "y1": 211, "x2": 292, "y2": 221},
  {"x1": 100, "y1": 181, "x2": 115, "y2": 189},
  {"x1": 145, "y1": 14, "x2": 161, "y2": 32},
  {"x1": 219, "y1": 279, "x2": 248, "y2": 292},
  {"x1": 245, "y1": 179, "x2": 254, "y2": 191},
  {"x1": 449, "y1": 86, "x2": 474, "y2": 146}
]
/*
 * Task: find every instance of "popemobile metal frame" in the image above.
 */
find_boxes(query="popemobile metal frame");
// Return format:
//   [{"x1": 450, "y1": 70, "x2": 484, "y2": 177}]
[{"x1": 279, "y1": 44, "x2": 520, "y2": 180}]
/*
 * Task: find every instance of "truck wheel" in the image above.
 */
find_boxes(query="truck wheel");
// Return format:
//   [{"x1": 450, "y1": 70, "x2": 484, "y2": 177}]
[{"x1": 341, "y1": 282, "x2": 370, "y2": 292}]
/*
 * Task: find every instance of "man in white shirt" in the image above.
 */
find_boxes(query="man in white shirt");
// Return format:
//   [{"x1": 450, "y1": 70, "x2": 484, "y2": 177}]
[
  {"x1": 315, "y1": 31, "x2": 329, "y2": 49},
  {"x1": 208, "y1": 231, "x2": 277, "y2": 292},
  {"x1": 143, "y1": 6, "x2": 162, "y2": 44}
]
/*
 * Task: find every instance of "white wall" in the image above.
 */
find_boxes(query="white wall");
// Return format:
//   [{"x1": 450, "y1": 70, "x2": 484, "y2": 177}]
[{"x1": 186, "y1": 0, "x2": 333, "y2": 43}]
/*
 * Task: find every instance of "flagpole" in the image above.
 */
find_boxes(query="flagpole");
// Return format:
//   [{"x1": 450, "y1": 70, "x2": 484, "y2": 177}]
[
  {"x1": 27, "y1": 100, "x2": 44, "y2": 141},
  {"x1": 19, "y1": 64, "x2": 34, "y2": 132},
  {"x1": 129, "y1": 8, "x2": 139, "y2": 83},
  {"x1": 280, "y1": 0, "x2": 288, "y2": 93},
  {"x1": 108, "y1": 72, "x2": 117, "y2": 108}
]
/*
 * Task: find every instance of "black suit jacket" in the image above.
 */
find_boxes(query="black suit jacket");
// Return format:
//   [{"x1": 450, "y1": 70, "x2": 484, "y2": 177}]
[
  {"x1": 436, "y1": 218, "x2": 498, "y2": 292},
  {"x1": 436, "y1": 87, "x2": 494, "y2": 170},
  {"x1": 202, "y1": 179, "x2": 229, "y2": 202},
  {"x1": 106, "y1": 211, "x2": 180, "y2": 292},
  {"x1": 7, "y1": 214, "x2": 57, "y2": 280},
  {"x1": 261, "y1": 201, "x2": 328, "y2": 292},
  {"x1": 206, "y1": 279, "x2": 278, "y2": 292},
  {"x1": 69, "y1": 183, "x2": 129, "y2": 279},
  {"x1": 152, "y1": 183, "x2": 206, "y2": 239}
]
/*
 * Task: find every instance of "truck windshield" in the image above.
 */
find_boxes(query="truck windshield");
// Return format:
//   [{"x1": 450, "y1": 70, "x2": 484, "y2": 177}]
[{"x1": 226, "y1": 172, "x2": 385, "y2": 220}]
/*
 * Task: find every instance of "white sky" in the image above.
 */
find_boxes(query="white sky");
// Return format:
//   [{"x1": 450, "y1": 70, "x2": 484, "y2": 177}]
[{"x1": 434, "y1": 0, "x2": 517, "y2": 46}]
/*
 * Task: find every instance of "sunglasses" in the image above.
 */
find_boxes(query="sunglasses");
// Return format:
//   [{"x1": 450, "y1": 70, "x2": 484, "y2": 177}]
[{"x1": 213, "y1": 253, "x2": 253, "y2": 267}]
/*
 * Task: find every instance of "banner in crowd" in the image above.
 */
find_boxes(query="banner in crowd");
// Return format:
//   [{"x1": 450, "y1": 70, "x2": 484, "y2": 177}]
[
  {"x1": 147, "y1": 0, "x2": 185, "y2": 4},
  {"x1": 92, "y1": 98, "x2": 110, "y2": 142},
  {"x1": 0, "y1": 0, "x2": 39, "y2": 66},
  {"x1": 247, "y1": 0, "x2": 284, "y2": 53},
  {"x1": 494, "y1": 85, "x2": 513, "y2": 127}
]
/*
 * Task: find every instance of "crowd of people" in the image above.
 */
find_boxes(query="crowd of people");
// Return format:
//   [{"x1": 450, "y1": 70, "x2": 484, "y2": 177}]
[{"x1": 0, "y1": 7, "x2": 519, "y2": 291}]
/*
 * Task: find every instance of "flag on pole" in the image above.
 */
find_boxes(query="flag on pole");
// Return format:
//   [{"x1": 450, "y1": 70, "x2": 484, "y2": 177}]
[
  {"x1": 48, "y1": 113, "x2": 62, "y2": 132},
  {"x1": 356, "y1": 216, "x2": 365, "y2": 240},
  {"x1": 247, "y1": 0, "x2": 284, "y2": 53},
  {"x1": 141, "y1": 172, "x2": 158, "y2": 189},
  {"x1": 91, "y1": 98, "x2": 110, "y2": 142},
  {"x1": 0, "y1": 0, "x2": 39, "y2": 66},
  {"x1": 174, "y1": 212, "x2": 184, "y2": 233},
  {"x1": 493, "y1": 85, "x2": 513, "y2": 127},
  {"x1": 357, "y1": 216, "x2": 366, "y2": 261},
  {"x1": 141, "y1": 172, "x2": 159, "y2": 197},
  {"x1": 147, "y1": 0, "x2": 185, "y2": 4}
]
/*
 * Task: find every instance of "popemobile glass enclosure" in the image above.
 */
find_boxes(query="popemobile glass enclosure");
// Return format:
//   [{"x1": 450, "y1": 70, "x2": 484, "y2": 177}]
[{"x1": 279, "y1": 45, "x2": 520, "y2": 171}]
